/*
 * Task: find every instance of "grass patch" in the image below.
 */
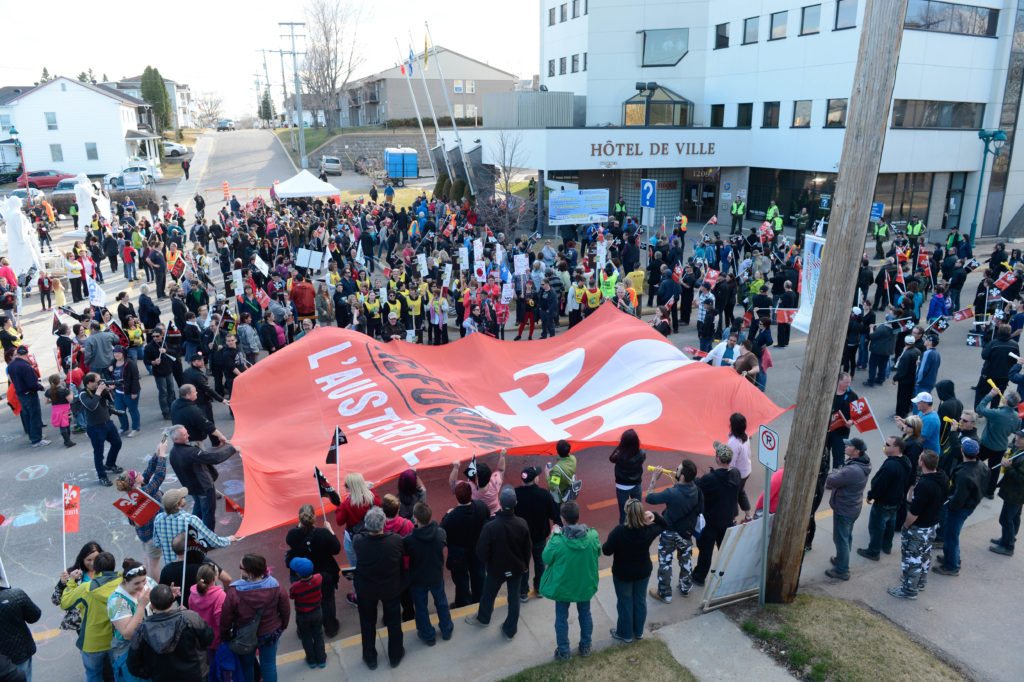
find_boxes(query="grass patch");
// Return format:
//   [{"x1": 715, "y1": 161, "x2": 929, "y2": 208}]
[
  {"x1": 501, "y1": 638, "x2": 697, "y2": 682},
  {"x1": 730, "y1": 595, "x2": 965, "y2": 682},
  {"x1": 335, "y1": 187, "x2": 423, "y2": 207},
  {"x1": 274, "y1": 127, "x2": 334, "y2": 163}
]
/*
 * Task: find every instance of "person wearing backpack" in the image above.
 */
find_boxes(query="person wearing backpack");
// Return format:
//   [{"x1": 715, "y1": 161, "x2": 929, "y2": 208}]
[
  {"x1": 547, "y1": 439, "x2": 579, "y2": 504},
  {"x1": 285, "y1": 505, "x2": 342, "y2": 638},
  {"x1": 646, "y1": 460, "x2": 703, "y2": 602},
  {"x1": 220, "y1": 554, "x2": 290, "y2": 682}
]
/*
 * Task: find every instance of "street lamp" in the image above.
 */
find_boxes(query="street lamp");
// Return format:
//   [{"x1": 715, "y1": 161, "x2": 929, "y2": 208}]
[
  {"x1": 968, "y1": 128, "x2": 1007, "y2": 246},
  {"x1": 8, "y1": 125, "x2": 32, "y2": 206}
]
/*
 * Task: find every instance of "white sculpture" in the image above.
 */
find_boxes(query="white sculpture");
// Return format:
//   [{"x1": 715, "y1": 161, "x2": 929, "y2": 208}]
[
  {"x1": 70, "y1": 174, "x2": 112, "y2": 237},
  {"x1": 0, "y1": 194, "x2": 44, "y2": 279}
]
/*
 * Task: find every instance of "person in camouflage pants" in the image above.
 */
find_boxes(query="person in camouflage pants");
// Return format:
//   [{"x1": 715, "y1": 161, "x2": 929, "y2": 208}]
[
  {"x1": 645, "y1": 460, "x2": 703, "y2": 603},
  {"x1": 889, "y1": 451, "x2": 947, "y2": 600},
  {"x1": 657, "y1": 531, "x2": 693, "y2": 598}
]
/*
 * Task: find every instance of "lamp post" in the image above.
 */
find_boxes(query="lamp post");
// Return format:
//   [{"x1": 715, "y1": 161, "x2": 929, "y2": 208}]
[
  {"x1": 968, "y1": 128, "x2": 1007, "y2": 246},
  {"x1": 8, "y1": 126, "x2": 32, "y2": 207}
]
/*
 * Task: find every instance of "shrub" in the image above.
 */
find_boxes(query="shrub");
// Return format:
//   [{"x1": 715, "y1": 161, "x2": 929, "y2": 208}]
[
  {"x1": 49, "y1": 188, "x2": 157, "y2": 216},
  {"x1": 433, "y1": 174, "x2": 449, "y2": 197},
  {"x1": 449, "y1": 179, "x2": 467, "y2": 202}
]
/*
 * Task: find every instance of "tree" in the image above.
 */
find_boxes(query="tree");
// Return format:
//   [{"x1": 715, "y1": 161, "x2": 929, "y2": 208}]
[
  {"x1": 474, "y1": 131, "x2": 537, "y2": 237},
  {"x1": 102, "y1": 73, "x2": 109, "y2": 82},
  {"x1": 140, "y1": 66, "x2": 172, "y2": 131},
  {"x1": 194, "y1": 93, "x2": 224, "y2": 129},
  {"x1": 76, "y1": 68, "x2": 96, "y2": 83},
  {"x1": 259, "y1": 88, "x2": 276, "y2": 124},
  {"x1": 302, "y1": 0, "x2": 363, "y2": 132},
  {"x1": 40, "y1": 67, "x2": 51, "y2": 83}
]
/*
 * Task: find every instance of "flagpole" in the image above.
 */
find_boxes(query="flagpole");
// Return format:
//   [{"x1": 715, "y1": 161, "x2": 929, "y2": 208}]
[
  {"x1": 334, "y1": 428, "x2": 341, "y2": 496},
  {"x1": 181, "y1": 519, "x2": 190, "y2": 607},
  {"x1": 410, "y1": 32, "x2": 454, "y2": 181},
  {"x1": 395, "y1": 38, "x2": 437, "y2": 179},
  {"x1": 863, "y1": 398, "x2": 887, "y2": 453},
  {"x1": 424, "y1": 22, "x2": 475, "y2": 196},
  {"x1": 61, "y1": 483, "x2": 67, "y2": 570}
]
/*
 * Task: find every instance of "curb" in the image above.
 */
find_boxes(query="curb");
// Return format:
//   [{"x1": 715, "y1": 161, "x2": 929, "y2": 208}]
[{"x1": 272, "y1": 129, "x2": 301, "y2": 174}]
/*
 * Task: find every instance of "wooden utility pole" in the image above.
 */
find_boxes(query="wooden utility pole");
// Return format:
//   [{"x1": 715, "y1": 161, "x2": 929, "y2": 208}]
[{"x1": 765, "y1": 0, "x2": 909, "y2": 603}]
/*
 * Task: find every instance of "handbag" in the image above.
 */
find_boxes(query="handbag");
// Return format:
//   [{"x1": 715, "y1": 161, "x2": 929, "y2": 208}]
[{"x1": 228, "y1": 606, "x2": 264, "y2": 656}]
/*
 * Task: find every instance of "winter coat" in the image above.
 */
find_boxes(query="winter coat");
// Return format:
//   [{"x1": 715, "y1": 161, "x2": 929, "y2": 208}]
[
  {"x1": 0, "y1": 587, "x2": 40, "y2": 665},
  {"x1": 60, "y1": 572, "x2": 123, "y2": 652},
  {"x1": 539, "y1": 524, "x2": 601, "y2": 602},
  {"x1": 219, "y1": 576, "x2": 290, "y2": 642},
  {"x1": 127, "y1": 608, "x2": 213, "y2": 682},
  {"x1": 866, "y1": 455, "x2": 912, "y2": 506},
  {"x1": 826, "y1": 455, "x2": 872, "y2": 519},
  {"x1": 645, "y1": 482, "x2": 703, "y2": 537},
  {"x1": 352, "y1": 533, "x2": 404, "y2": 601},
  {"x1": 997, "y1": 449, "x2": 1024, "y2": 506},
  {"x1": 476, "y1": 510, "x2": 531, "y2": 575},
  {"x1": 695, "y1": 467, "x2": 741, "y2": 529},
  {"x1": 976, "y1": 394, "x2": 1021, "y2": 453},
  {"x1": 402, "y1": 522, "x2": 448, "y2": 588}
]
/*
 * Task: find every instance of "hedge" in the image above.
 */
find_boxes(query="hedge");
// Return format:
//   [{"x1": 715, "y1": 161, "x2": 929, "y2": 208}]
[
  {"x1": 449, "y1": 179, "x2": 467, "y2": 202},
  {"x1": 49, "y1": 189, "x2": 158, "y2": 216},
  {"x1": 433, "y1": 174, "x2": 449, "y2": 197}
]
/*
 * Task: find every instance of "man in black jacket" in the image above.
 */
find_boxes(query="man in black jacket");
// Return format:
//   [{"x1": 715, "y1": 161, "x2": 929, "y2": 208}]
[
  {"x1": 538, "y1": 280, "x2": 559, "y2": 339},
  {"x1": 145, "y1": 329, "x2": 176, "y2": 420},
  {"x1": 656, "y1": 265, "x2": 681, "y2": 332},
  {"x1": 169, "y1": 386, "x2": 225, "y2": 445},
  {"x1": 466, "y1": 486, "x2": 531, "y2": 639},
  {"x1": 80, "y1": 372, "x2": 124, "y2": 486},
  {"x1": 975, "y1": 324, "x2": 1019, "y2": 408},
  {"x1": 893, "y1": 335, "x2": 921, "y2": 418},
  {"x1": 168, "y1": 424, "x2": 237, "y2": 531},
  {"x1": 646, "y1": 459, "x2": 703, "y2": 601},
  {"x1": 890, "y1": 451, "x2": 948, "y2": 599},
  {"x1": 0, "y1": 581, "x2": 40, "y2": 680},
  {"x1": 181, "y1": 352, "x2": 226, "y2": 422},
  {"x1": 441, "y1": 482, "x2": 489, "y2": 606},
  {"x1": 353, "y1": 507, "x2": 404, "y2": 669},
  {"x1": 403, "y1": 502, "x2": 453, "y2": 645},
  {"x1": 127, "y1": 584, "x2": 213, "y2": 681},
  {"x1": 514, "y1": 467, "x2": 560, "y2": 602},
  {"x1": 858, "y1": 436, "x2": 913, "y2": 560},
  {"x1": 692, "y1": 443, "x2": 741, "y2": 585},
  {"x1": 934, "y1": 438, "x2": 989, "y2": 576}
]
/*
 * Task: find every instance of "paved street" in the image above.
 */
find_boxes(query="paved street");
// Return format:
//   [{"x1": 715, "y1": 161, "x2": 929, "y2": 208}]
[{"x1": 1, "y1": 130, "x2": 1019, "y2": 681}]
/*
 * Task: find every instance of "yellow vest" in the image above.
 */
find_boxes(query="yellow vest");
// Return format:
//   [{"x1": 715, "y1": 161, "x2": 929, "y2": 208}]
[{"x1": 365, "y1": 299, "x2": 381, "y2": 319}]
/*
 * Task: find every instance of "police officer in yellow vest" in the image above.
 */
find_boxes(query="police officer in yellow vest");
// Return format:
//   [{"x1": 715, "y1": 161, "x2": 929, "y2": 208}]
[
  {"x1": 730, "y1": 197, "x2": 746, "y2": 235},
  {"x1": 906, "y1": 215, "x2": 925, "y2": 239},
  {"x1": 872, "y1": 217, "x2": 890, "y2": 260},
  {"x1": 765, "y1": 200, "x2": 783, "y2": 245},
  {"x1": 614, "y1": 197, "x2": 627, "y2": 226}
]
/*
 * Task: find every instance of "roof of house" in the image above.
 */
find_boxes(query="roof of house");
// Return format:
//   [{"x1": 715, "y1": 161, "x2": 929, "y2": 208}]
[
  {"x1": 350, "y1": 46, "x2": 518, "y2": 87},
  {"x1": 0, "y1": 85, "x2": 37, "y2": 106},
  {"x1": 0, "y1": 77, "x2": 148, "y2": 107},
  {"x1": 114, "y1": 75, "x2": 179, "y2": 85},
  {"x1": 125, "y1": 129, "x2": 161, "y2": 140}
]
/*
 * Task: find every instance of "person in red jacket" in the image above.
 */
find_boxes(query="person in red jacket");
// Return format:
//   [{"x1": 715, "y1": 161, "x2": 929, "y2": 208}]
[
  {"x1": 290, "y1": 275, "x2": 316, "y2": 321},
  {"x1": 334, "y1": 473, "x2": 380, "y2": 606}
]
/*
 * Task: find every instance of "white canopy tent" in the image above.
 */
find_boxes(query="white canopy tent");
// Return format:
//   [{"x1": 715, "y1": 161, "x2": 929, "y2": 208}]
[{"x1": 273, "y1": 170, "x2": 339, "y2": 199}]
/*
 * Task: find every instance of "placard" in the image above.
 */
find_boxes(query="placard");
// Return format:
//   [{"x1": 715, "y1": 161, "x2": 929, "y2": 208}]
[
  {"x1": 473, "y1": 238, "x2": 484, "y2": 263},
  {"x1": 514, "y1": 253, "x2": 529, "y2": 276},
  {"x1": 253, "y1": 255, "x2": 269, "y2": 277},
  {"x1": 417, "y1": 253, "x2": 429, "y2": 277},
  {"x1": 232, "y1": 269, "x2": 244, "y2": 294},
  {"x1": 295, "y1": 248, "x2": 325, "y2": 270},
  {"x1": 501, "y1": 282, "x2": 515, "y2": 304},
  {"x1": 459, "y1": 247, "x2": 470, "y2": 270},
  {"x1": 443, "y1": 263, "x2": 453, "y2": 289}
]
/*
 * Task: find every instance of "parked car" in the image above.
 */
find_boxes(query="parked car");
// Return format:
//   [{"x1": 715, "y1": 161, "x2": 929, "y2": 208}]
[
  {"x1": 319, "y1": 156, "x2": 343, "y2": 175},
  {"x1": 103, "y1": 164, "x2": 161, "y2": 189},
  {"x1": 106, "y1": 172, "x2": 150, "y2": 190},
  {"x1": 51, "y1": 179, "x2": 79, "y2": 196},
  {"x1": 5, "y1": 187, "x2": 46, "y2": 204},
  {"x1": 162, "y1": 141, "x2": 189, "y2": 157},
  {"x1": 216, "y1": 119, "x2": 235, "y2": 131},
  {"x1": 16, "y1": 169, "x2": 76, "y2": 190}
]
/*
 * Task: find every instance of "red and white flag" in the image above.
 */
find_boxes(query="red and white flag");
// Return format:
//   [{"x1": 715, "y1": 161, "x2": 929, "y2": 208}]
[
  {"x1": 828, "y1": 411, "x2": 847, "y2": 432},
  {"x1": 682, "y1": 346, "x2": 708, "y2": 359},
  {"x1": 112, "y1": 490, "x2": 161, "y2": 527},
  {"x1": 849, "y1": 398, "x2": 879, "y2": 433},
  {"x1": 995, "y1": 271, "x2": 1018, "y2": 291},
  {"x1": 703, "y1": 269, "x2": 720, "y2": 290},
  {"x1": 708, "y1": 215, "x2": 718, "y2": 225},
  {"x1": 895, "y1": 265, "x2": 906, "y2": 287},
  {"x1": 63, "y1": 483, "x2": 80, "y2": 534},
  {"x1": 952, "y1": 307, "x2": 975, "y2": 322},
  {"x1": 775, "y1": 309, "x2": 797, "y2": 324}
]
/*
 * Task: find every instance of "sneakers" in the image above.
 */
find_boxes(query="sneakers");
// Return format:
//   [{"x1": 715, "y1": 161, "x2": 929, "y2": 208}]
[
  {"x1": 106, "y1": 465, "x2": 124, "y2": 474},
  {"x1": 464, "y1": 615, "x2": 488, "y2": 627},
  {"x1": 30, "y1": 439, "x2": 51, "y2": 448},
  {"x1": 932, "y1": 565, "x2": 959, "y2": 577},
  {"x1": 126, "y1": 430, "x2": 138, "y2": 438},
  {"x1": 648, "y1": 588, "x2": 671, "y2": 604},
  {"x1": 519, "y1": 593, "x2": 529, "y2": 603},
  {"x1": 98, "y1": 477, "x2": 113, "y2": 487},
  {"x1": 989, "y1": 544, "x2": 1014, "y2": 556},
  {"x1": 579, "y1": 644, "x2": 592, "y2": 657},
  {"x1": 678, "y1": 585, "x2": 691, "y2": 597},
  {"x1": 609, "y1": 628, "x2": 632, "y2": 643},
  {"x1": 856, "y1": 548, "x2": 880, "y2": 561},
  {"x1": 63, "y1": 440, "x2": 76, "y2": 448},
  {"x1": 553, "y1": 650, "x2": 571, "y2": 662},
  {"x1": 887, "y1": 586, "x2": 917, "y2": 600},
  {"x1": 824, "y1": 568, "x2": 850, "y2": 581}
]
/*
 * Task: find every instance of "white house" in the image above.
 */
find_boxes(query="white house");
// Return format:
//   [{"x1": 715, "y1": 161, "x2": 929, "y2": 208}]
[
  {"x1": 449, "y1": 0, "x2": 1024, "y2": 237},
  {"x1": 102, "y1": 76, "x2": 195, "y2": 129},
  {"x1": 0, "y1": 77, "x2": 161, "y2": 177}
]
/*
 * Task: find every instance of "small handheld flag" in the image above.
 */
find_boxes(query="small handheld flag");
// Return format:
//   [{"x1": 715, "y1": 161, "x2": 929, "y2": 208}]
[
  {"x1": 326, "y1": 426, "x2": 347, "y2": 465},
  {"x1": 315, "y1": 466, "x2": 341, "y2": 506}
]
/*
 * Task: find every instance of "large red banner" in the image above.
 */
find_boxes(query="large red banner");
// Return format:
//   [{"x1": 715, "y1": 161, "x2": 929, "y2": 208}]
[{"x1": 230, "y1": 305, "x2": 787, "y2": 536}]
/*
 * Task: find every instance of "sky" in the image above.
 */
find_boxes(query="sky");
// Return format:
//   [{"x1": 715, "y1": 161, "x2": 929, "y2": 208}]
[{"x1": 0, "y1": 0, "x2": 539, "y2": 119}]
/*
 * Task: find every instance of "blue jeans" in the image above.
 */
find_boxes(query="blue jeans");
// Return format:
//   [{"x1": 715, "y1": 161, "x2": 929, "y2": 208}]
[
  {"x1": 124, "y1": 262, "x2": 137, "y2": 281},
  {"x1": 113, "y1": 392, "x2": 140, "y2": 431},
  {"x1": 857, "y1": 334, "x2": 870, "y2": 369},
  {"x1": 756, "y1": 370, "x2": 768, "y2": 392},
  {"x1": 868, "y1": 353, "x2": 889, "y2": 384},
  {"x1": 410, "y1": 583, "x2": 453, "y2": 643},
  {"x1": 555, "y1": 600, "x2": 593, "y2": 656},
  {"x1": 15, "y1": 658, "x2": 31, "y2": 682},
  {"x1": 832, "y1": 513, "x2": 856, "y2": 575},
  {"x1": 615, "y1": 485, "x2": 642, "y2": 524},
  {"x1": 87, "y1": 421, "x2": 122, "y2": 479},
  {"x1": 611, "y1": 575, "x2": 648, "y2": 641},
  {"x1": 81, "y1": 650, "x2": 112, "y2": 682},
  {"x1": 113, "y1": 648, "x2": 144, "y2": 682},
  {"x1": 866, "y1": 504, "x2": 899, "y2": 555},
  {"x1": 192, "y1": 488, "x2": 217, "y2": 530},
  {"x1": 240, "y1": 633, "x2": 279, "y2": 682},
  {"x1": 942, "y1": 506, "x2": 973, "y2": 570},
  {"x1": 18, "y1": 391, "x2": 43, "y2": 444},
  {"x1": 154, "y1": 373, "x2": 175, "y2": 416}
]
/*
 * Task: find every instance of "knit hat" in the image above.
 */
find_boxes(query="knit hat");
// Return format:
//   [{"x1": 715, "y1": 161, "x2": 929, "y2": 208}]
[
  {"x1": 289, "y1": 557, "x2": 314, "y2": 578},
  {"x1": 960, "y1": 438, "x2": 980, "y2": 457},
  {"x1": 713, "y1": 441, "x2": 734, "y2": 464}
]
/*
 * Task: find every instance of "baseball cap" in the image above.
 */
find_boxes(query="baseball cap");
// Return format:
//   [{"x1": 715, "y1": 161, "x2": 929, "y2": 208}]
[
  {"x1": 961, "y1": 438, "x2": 980, "y2": 456},
  {"x1": 843, "y1": 437, "x2": 867, "y2": 453},
  {"x1": 112, "y1": 346, "x2": 126, "y2": 355},
  {"x1": 162, "y1": 487, "x2": 189, "y2": 514},
  {"x1": 521, "y1": 466, "x2": 541, "y2": 484},
  {"x1": 289, "y1": 557, "x2": 314, "y2": 578},
  {"x1": 498, "y1": 485, "x2": 517, "y2": 510},
  {"x1": 904, "y1": 335, "x2": 915, "y2": 344},
  {"x1": 191, "y1": 351, "x2": 205, "y2": 361},
  {"x1": 852, "y1": 307, "x2": 863, "y2": 316},
  {"x1": 15, "y1": 346, "x2": 28, "y2": 355},
  {"x1": 912, "y1": 391, "x2": 933, "y2": 404}
]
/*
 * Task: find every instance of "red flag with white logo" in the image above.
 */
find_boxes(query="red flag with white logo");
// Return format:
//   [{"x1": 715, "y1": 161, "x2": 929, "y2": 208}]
[
  {"x1": 112, "y1": 490, "x2": 161, "y2": 527},
  {"x1": 849, "y1": 398, "x2": 879, "y2": 434},
  {"x1": 63, "y1": 484, "x2": 80, "y2": 533},
  {"x1": 952, "y1": 307, "x2": 975, "y2": 322},
  {"x1": 828, "y1": 411, "x2": 846, "y2": 432},
  {"x1": 995, "y1": 271, "x2": 1018, "y2": 291},
  {"x1": 703, "y1": 269, "x2": 720, "y2": 290},
  {"x1": 682, "y1": 346, "x2": 708, "y2": 359}
]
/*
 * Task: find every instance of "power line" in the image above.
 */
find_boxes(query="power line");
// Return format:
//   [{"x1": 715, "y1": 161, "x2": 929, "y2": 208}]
[{"x1": 280, "y1": 21, "x2": 308, "y2": 169}]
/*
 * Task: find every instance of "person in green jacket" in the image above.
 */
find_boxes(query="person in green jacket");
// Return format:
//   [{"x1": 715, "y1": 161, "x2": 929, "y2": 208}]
[
  {"x1": 540, "y1": 501, "x2": 601, "y2": 661},
  {"x1": 598, "y1": 263, "x2": 619, "y2": 300},
  {"x1": 547, "y1": 439, "x2": 579, "y2": 504},
  {"x1": 873, "y1": 219, "x2": 890, "y2": 260},
  {"x1": 60, "y1": 551, "x2": 123, "y2": 681},
  {"x1": 992, "y1": 428, "x2": 1024, "y2": 555}
]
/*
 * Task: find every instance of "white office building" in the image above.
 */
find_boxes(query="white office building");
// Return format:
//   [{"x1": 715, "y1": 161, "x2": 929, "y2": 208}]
[{"x1": 447, "y1": 0, "x2": 1024, "y2": 238}]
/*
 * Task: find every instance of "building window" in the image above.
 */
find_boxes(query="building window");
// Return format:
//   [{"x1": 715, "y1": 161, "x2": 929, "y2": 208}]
[
  {"x1": 737, "y1": 103, "x2": 753, "y2": 128},
  {"x1": 559, "y1": 57, "x2": 567, "y2": 74},
  {"x1": 45, "y1": 112, "x2": 57, "y2": 130},
  {"x1": 763, "y1": 101, "x2": 781, "y2": 128},
  {"x1": 466, "y1": 79, "x2": 476, "y2": 94},
  {"x1": 835, "y1": 0, "x2": 858, "y2": 30},
  {"x1": 572, "y1": 0, "x2": 580, "y2": 18},
  {"x1": 549, "y1": 7, "x2": 556, "y2": 25},
  {"x1": 904, "y1": 0, "x2": 998, "y2": 38},
  {"x1": 826, "y1": 98, "x2": 848, "y2": 127},
  {"x1": 548, "y1": 59, "x2": 556, "y2": 77},
  {"x1": 560, "y1": 3, "x2": 567, "y2": 21},
  {"x1": 640, "y1": 28, "x2": 690, "y2": 66},
  {"x1": 623, "y1": 83, "x2": 694, "y2": 127},
  {"x1": 571, "y1": 54, "x2": 580, "y2": 72},
  {"x1": 743, "y1": 17, "x2": 759, "y2": 44},
  {"x1": 801, "y1": 4, "x2": 821, "y2": 35},
  {"x1": 50, "y1": 144, "x2": 63, "y2": 162},
  {"x1": 770, "y1": 11, "x2": 788, "y2": 40},
  {"x1": 454, "y1": 104, "x2": 464, "y2": 118},
  {"x1": 453, "y1": 79, "x2": 465, "y2": 94},
  {"x1": 85, "y1": 142, "x2": 98, "y2": 160},
  {"x1": 710, "y1": 104, "x2": 725, "y2": 128},
  {"x1": 0, "y1": 114, "x2": 11, "y2": 132},
  {"x1": 792, "y1": 100, "x2": 812, "y2": 127},
  {"x1": 892, "y1": 99, "x2": 986, "y2": 128},
  {"x1": 465, "y1": 104, "x2": 478, "y2": 119},
  {"x1": 583, "y1": 52, "x2": 587, "y2": 70},
  {"x1": 873, "y1": 173, "x2": 934, "y2": 224},
  {"x1": 715, "y1": 22, "x2": 730, "y2": 49}
]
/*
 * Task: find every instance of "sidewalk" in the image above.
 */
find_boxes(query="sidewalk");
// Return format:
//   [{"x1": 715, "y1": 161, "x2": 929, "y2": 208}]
[{"x1": 167, "y1": 132, "x2": 214, "y2": 206}]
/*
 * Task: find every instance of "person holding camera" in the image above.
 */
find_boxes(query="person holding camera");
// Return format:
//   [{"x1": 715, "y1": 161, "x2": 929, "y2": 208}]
[{"x1": 79, "y1": 371, "x2": 124, "y2": 487}]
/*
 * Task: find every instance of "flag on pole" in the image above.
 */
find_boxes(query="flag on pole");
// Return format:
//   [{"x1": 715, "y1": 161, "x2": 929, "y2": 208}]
[
  {"x1": 63, "y1": 483, "x2": 80, "y2": 533},
  {"x1": 682, "y1": 346, "x2": 709, "y2": 359},
  {"x1": 828, "y1": 411, "x2": 847, "y2": 432},
  {"x1": 465, "y1": 453, "x2": 478, "y2": 480},
  {"x1": 848, "y1": 398, "x2": 879, "y2": 433},
  {"x1": 775, "y1": 308, "x2": 797, "y2": 324},
  {"x1": 112, "y1": 490, "x2": 161, "y2": 526},
  {"x1": 703, "y1": 269, "x2": 720, "y2": 290},
  {"x1": 995, "y1": 271, "x2": 1018, "y2": 291},
  {"x1": 326, "y1": 426, "x2": 347, "y2": 465},
  {"x1": 708, "y1": 215, "x2": 718, "y2": 225},
  {"x1": 895, "y1": 265, "x2": 905, "y2": 287},
  {"x1": 952, "y1": 307, "x2": 975, "y2": 322},
  {"x1": 85, "y1": 275, "x2": 107, "y2": 307},
  {"x1": 423, "y1": 35, "x2": 429, "y2": 71},
  {"x1": 314, "y1": 466, "x2": 341, "y2": 505},
  {"x1": 407, "y1": 48, "x2": 415, "y2": 76}
]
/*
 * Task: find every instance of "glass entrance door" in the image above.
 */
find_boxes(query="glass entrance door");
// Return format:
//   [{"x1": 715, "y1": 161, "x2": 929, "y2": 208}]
[{"x1": 683, "y1": 181, "x2": 719, "y2": 223}]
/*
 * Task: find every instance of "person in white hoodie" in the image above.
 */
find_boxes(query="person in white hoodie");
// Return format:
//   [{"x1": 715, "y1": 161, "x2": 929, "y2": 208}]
[{"x1": 703, "y1": 332, "x2": 740, "y2": 367}]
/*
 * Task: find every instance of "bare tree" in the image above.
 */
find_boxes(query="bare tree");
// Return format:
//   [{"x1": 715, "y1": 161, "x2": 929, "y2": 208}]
[
  {"x1": 475, "y1": 131, "x2": 537, "y2": 237},
  {"x1": 195, "y1": 93, "x2": 223, "y2": 128},
  {"x1": 302, "y1": 0, "x2": 363, "y2": 132}
]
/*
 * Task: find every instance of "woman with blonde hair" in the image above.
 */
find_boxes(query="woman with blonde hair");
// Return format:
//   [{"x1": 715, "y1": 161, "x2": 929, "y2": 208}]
[
  {"x1": 601, "y1": 497, "x2": 667, "y2": 643},
  {"x1": 286, "y1": 504, "x2": 342, "y2": 637},
  {"x1": 334, "y1": 473, "x2": 380, "y2": 606}
]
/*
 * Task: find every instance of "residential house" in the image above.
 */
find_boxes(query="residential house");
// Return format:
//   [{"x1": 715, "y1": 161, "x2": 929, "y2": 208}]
[
  {"x1": 102, "y1": 76, "x2": 195, "y2": 129},
  {"x1": 0, "y1": 77, "x2": 160, "y2": 177},
  {"x1": 340, "y1": 46, "x2": 518, "y2": 127},
  {"x1": 279, "y1": 95, "x2": 326, "y2": 128}
]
